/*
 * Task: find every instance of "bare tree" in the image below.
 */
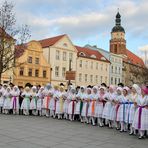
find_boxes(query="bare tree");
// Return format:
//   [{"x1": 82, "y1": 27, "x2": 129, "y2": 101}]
[{"x1": 0, "y1": 1, "x2": 30, "y2": 83}]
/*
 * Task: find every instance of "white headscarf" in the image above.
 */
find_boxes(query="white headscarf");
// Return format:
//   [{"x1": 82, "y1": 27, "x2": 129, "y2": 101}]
[{"x1": 132, "y1": 84, "x2": 141, "y2": 95}]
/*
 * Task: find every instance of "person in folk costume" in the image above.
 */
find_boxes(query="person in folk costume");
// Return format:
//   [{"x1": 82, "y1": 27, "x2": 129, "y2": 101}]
[
  {"x1": 126, "y1": 84, "x2": 141, "y2": 135},
  {"x1": 114, "y1": 87, "x2": 123, "y2": 130},
  {"x1": 42, "y1": 84, "x2": 53, "y2": 117},
  {"x1": 3, "y1": 87, "x2": 12, "y2": 114},
  {"x1": 67, "y1": 87, "x2": 76, "y2": 121},
  {"x1": 36, "y1": 87, "x2": 44, "y2": 116},
  {"x1": 88, "y1": 86, "x2": 99, "y2": 126},
  {"x1": 56, "y1": 86, "x2": 65, "y2": 119},
  {"x1": 51, "y1": 85, "x2": 60, "y2": 118},
  {"x1": 21, "y1": 87, "x2": 31, "y2": 115},
  {"x1": 132, "y1": 86, "x2": 148, "y2": 139},
  {"x1": 10, "y1": 86, "x2": 20, "y2": 114},
  {"x1": 116, "y1": 87, "x2": 129, "y2": 132},
  {"x1": 95, "y1": 87, "x2": 106, "y2": 127},
  {"x1": 87, "y1": 87, "x2": 96, "y2": 125},
  {"x1": 30, "y1": 86, "x2": 38, "y2": 116},
  {"x1": 75, "y1": 86, "x2": 85, "y2": 121},
  {"x1": 81, "y1": 88, "x2": 90, "y2": 123},
  {"x1": 102, "y1": 85, "x2": 116, "y2": 128},
  {"x1": 63, "y1": 85, "x2": 72, "y2": 119},
  {"x1": 0, "y1": 85, "x2": 5, "y2": 113}
]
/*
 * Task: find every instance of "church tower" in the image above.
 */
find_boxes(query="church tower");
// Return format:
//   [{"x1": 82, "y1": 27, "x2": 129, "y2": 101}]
[{"x1": 110, "y1": 11, "x2": 126, "y2": 55}]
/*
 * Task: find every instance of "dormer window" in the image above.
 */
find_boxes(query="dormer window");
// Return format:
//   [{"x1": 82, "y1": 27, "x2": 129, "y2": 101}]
[
  {"x1": 90, "y1": 55, "x2": 96, "y2": 58},
  {"x1": 79, "y1": 52, "x2": 85, "y2": 56}
]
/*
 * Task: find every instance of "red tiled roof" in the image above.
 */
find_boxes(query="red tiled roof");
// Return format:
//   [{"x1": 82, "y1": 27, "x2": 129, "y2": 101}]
[
  {"x1": 39, "y1": 34, "x2": 66, "y2": 48},
  {"x1": 0, "y1": 27, "x2": 14, "y2": 40},
  {"x1": 124, "y1": 49, "x2": 145, "y2": 67},
  {"x1": 75, "y1": 45, "x2": 110, "y2": 63}
]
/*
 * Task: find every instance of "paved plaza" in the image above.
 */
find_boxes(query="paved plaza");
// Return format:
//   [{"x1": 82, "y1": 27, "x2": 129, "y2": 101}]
[{"x1": 0, "y1": 114, "x2": 147, "y2": 148}]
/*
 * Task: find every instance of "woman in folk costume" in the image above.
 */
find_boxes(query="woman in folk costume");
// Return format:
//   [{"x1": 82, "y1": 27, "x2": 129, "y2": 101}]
[
  {"x1": 132, "y1": 86, "x2": 148, "y2": 139},
  {"x1": 0, "y1": 85, "x2": 5, "y2": 113},
  {"x1": 56, "y1": 87, "x2": 65, "y2": 119},
  {"x1": 10, "y1": 86, "x2": 20, "y2": 114},
  {"x1": 3, "y1": 87, "x2": 12, "y2": 114},
  {"x1": 116, "y1": 87, "x2": 129, "y2": 132},
  {"x1": 87, "y1": 86, "x2": 97, "y2": 126},
  {"x1": 30, "y1": 86, "x2": 38, "y2": 116},
  {"x1": 51, "y1": 86, "x2": 60, "y2": 118},
  {"x1": 67, "y1": 87, "x2": 76, "y2": 121},
  {"x1": 126, "y1": 84, "x2": 141, "y2": 135},
  {"x1": 95, "y1": 87, "x2": 106, "y2": 127},
  {"x1": 37, "y1": 87, "x2": 44, "y2": 116},
  {"x1": 63, "y1": 85, "x2": 72, "y2": 119},
  {"x1": 42, "y1": 84, "x2": 53, "y2": 117},
  {"x1": 102, "y1": 85, "x2": 116, "y2": 128},
  {"x1": 114, "y1": 87, "x2": 123, "y2": 130},
  {"x1": 75, "y1": 86, "x2": 85, "y2": 122},
  {"x1": 21, "y1": 87, "x2": 31, "y2": 115},
  {"x1": 81, "y1": 88, "x2": 91, "y2": 123}
]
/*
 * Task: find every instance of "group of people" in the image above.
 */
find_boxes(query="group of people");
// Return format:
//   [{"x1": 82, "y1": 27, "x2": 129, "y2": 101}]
[{"x1": 0, "y1": 83, "x2": 148, "y2": 139}]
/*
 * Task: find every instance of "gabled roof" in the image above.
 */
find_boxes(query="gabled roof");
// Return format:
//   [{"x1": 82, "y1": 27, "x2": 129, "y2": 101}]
[
  {"x1": 39, "y1": 34, "x2": 66, "y2": 48},
  {"x1": 124, "y1": 49, "x2": 145, "y2": 67},
  {"x1": 75, "y1": 45, "x2": 110, "y2": 63}
]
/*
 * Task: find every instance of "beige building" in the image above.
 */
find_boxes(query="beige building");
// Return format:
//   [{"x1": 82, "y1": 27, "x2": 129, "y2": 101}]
[
  {"x1": 40, "y1": 34, "x2": 77, "y2": 86},
  {"x1": 13, "y1": 40, "x2": 51, "y2": 86},
  {"x1": 75, "y1": 46, "x2": 110, "y2": 86}
]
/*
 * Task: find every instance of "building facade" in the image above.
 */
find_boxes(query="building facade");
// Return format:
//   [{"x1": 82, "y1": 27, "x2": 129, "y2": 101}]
[
  {"x1": 75, "y1": 46, "x2": 110, "y2": 86},
  {"x1": 41, "y1": 34, "x2": 77, "y2": 86},
  {"x1": 13, "y1": 40, "x2": 50, "y2": 87},
  {"x1": 110, "y1": 12, "x2": 148, "y2": 86},
  {"x1": 86, "y1": 45, "x2": 123, "y2": 85}
]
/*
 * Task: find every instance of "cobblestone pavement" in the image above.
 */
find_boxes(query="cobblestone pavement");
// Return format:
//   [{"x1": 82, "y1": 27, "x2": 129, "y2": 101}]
[{"x1": 0, "y1": 114, "x2": 147, "y2": 148}]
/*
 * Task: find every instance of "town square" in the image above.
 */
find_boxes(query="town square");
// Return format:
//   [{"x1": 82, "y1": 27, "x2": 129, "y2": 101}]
[{"x1": 0, "y1": 0, "x2": 148, "y2": 148}]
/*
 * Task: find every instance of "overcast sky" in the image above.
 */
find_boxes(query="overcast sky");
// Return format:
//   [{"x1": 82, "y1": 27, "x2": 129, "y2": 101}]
[{"x1": 4, "y1": 0, "x2": 148, "y2": 56}]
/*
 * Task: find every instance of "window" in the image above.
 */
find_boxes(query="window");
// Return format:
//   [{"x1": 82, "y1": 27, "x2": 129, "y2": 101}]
[
  {"x1": 19, "y1": 67, "x2": 24, "y2": 76},
  {"x1": 85, "y1": 74, "x2": 87, "y2": 82},
  {"x1": 118, "y1": 78, "x2": 120, "y2": 83},
  {"x1": 105, "y1": 77, "x2": 107, "y2": 84},
  {"x1": 56, "y1": 50, "x2": 60, "y2": 60},
  {"x1": 62, "y1": 67, "x2": 66, "y2": 77},
  {"x1": 35, "y1": 69, "x2": 39, "y2": 77},
  {"x1": 101, "y1": 64, "x2": 103, "y2": 70},
  {"x1": 119, "y1": 67, "x2": 121, "y2": 74},
  {"x1": 28, "y1": 68, "x2": 32, "y2": 76},
  {"x1": 115, "y1": 66, "x2": 117, "y2": 74},
  {"x1": 100, "y1": 76, "x2": 103, "y2": 83},
  {"x1": 96, "y1": 63, "x2": 99, "y2": 70},
  {"x1": 69, "y1": 53, "x2": 73, "y2": 61},
  {"x1": 85, "y1": 61, "x2": 88, "y2": 69},
  {"x1": 35, "y1": 57, "x2": 39, "y2": 64},
  {"x1": 63, "y1": 52, "x2": 67, "y2": 61},
  {"x1": 111, "y1": 66, "x2": 113, "y2": 73},
  {"x1": 55, "y1": 66, "x2": 59, "y2": 77},
  {"x1": 79, "y1": 73, "x2": 82, "y2": 82},
  {"x1": 28, "y1": 56, "x2": 32, "y2": 63},
  {"x1": 91, "y1": 62, "x2": 93, "y2": 69},
  {"x1": 95, "y1": 75, "x2": 98, "y2": 83},
  {"x1": 79, "y1": 60, "x2": 82, "y2": 68},
  {"x1": 90, "y1": 75, "x2": 93, "y2": 83},
  {"x1": 115, "y1": 78, "x2": 117, "y2": 85},
  {"x1": 111, "y1": 77, "x2": 113, "y2": 84},
  {"x1": 43, "y1": 70, "x2": 46, "y2": 78}
]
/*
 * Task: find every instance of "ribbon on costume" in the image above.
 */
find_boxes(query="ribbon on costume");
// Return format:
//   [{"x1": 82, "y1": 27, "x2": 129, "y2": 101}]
[
  {"x1": 138, "y1": 106, "x2": 145, "y2": 129},
  {"x1": 13, "y1": 96, "x2": 17, "y2": 110},
  {"x1": 46, "y1": 96, "x2": 50, "y2": 110},
  {"x1": 91, "y1": 100, "x2": 96, "y2": 116},
  {"x1": 60, "y1": 97, "x2": 63, "y2": 113}
]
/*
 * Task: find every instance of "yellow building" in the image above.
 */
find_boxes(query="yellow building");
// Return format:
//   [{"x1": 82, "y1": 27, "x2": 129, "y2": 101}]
[
  {"x1": 40, "y1": 34, "x2": 77, "y2": 86},
  {"x1": 75, "y1": 46, "x2": 110, "y2": 86},
  {"x1": 13, "y1": 40, "x2": 51, "y2": 87}
]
